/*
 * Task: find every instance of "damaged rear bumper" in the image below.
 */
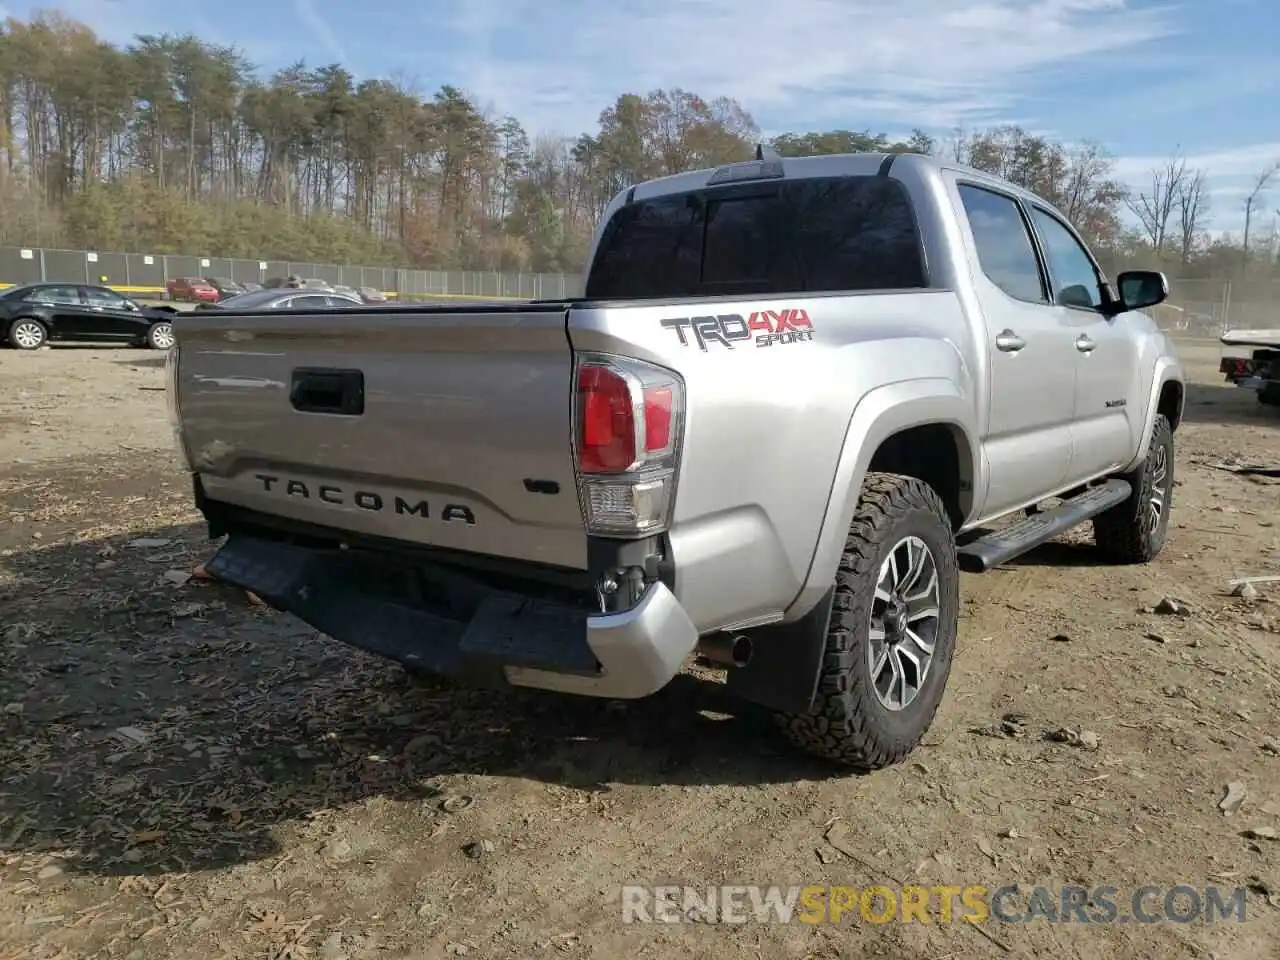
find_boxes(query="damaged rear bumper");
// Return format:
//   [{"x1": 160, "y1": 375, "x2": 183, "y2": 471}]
[{"x1": 205, "y1": 531, "x2": 699, "y2": 700}]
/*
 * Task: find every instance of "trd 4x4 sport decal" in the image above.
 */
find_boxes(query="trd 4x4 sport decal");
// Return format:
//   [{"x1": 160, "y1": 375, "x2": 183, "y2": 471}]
[{"x1": 660, "y1": 308, "x2": 814, "y2": 351}]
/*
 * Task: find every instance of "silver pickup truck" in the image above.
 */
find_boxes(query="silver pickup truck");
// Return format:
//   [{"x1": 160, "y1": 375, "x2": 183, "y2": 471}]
[{"x1": 167, "y1": 151, "x2": 1185, "y2": 770}]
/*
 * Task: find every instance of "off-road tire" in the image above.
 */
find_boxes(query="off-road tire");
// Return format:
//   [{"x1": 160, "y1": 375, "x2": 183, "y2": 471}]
[
  {"x1": 8, "y1": 317, "x2": 47, "y2": 350},
  {"x1": 1092, "y1": 414, "x2": 1173, "y2": 563},
  {"x1": 777, "y1": 473, "x2": 959, "y2": 770},
  {"x1": 1258, "y1": 383, "x2": 1280, "y2": 407}
]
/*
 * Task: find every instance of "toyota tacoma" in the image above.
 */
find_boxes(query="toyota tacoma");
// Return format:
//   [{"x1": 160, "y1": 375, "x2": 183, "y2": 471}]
[{"x1": 166, "y1": 150, "x2": 1185, "y2": 769}]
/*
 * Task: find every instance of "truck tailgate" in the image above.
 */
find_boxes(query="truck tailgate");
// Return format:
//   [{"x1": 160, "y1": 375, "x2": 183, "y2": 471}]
[{"x1": 174, "y1": 306, "x2": 587, "y2": 570}]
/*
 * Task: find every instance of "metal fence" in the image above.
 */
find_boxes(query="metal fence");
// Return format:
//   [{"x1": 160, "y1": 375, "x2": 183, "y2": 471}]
[
  {"x1": 0, "y1": 245, "x2": 1276, "y2": 329},
  {"x1": 0, "y1": 246, "x2": 584, "y2": 300},
  {"x1": 1158, "y1": 278, "x2": 1280, "y2": 336}
]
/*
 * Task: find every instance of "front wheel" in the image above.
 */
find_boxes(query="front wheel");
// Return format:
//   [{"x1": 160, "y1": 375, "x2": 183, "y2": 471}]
[
  {"x1": 1092, "y1": 414, "x2": 1173, "y2": 563},
  {"x1": 777, "y1": 473, "x2": 959, "y2": 770},
  {"x1": 146, "y1": 321, "x2": 174, "y2": 350},
  {"x1": 8, "y1": 318, "x2": 47, "y2": 350}
]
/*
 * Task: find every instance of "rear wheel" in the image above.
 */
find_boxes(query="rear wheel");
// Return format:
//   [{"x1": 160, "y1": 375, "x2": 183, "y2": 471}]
[
  {"x1": 1092, "y1": 414, "x2": 1173, "y2": 563},
  {"x1": 1258, "y1": 383, "x2": 1280, "y2": 407},
  {"x1": 8, "y1": 318, "x2": 47, "y2": 350},
  {"x1": 777, "y1": 473, "x2": 959, "y2": 770},
  {"x1": 146, "y1": 322, "x2": 174, "y2": 350}
]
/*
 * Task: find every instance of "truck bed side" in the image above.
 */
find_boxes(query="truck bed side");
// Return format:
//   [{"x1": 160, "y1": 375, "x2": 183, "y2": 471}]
[{"x1": 567, "y1": 291, "x2": 977, "y2": 632}]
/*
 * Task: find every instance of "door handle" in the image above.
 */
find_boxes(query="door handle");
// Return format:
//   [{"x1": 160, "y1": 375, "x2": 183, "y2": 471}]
[
  {"x1": 995, "y1": 330, "x2": 1025, "y2": 352},
  {"x1": 1075, "y1": 335, "x2": 1096, "y2": 353}
]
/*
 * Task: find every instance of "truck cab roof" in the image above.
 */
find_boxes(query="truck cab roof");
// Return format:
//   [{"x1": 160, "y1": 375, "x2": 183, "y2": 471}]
[{"x1": 625, "y1": 151, "x2": 1053, "y2": 209}]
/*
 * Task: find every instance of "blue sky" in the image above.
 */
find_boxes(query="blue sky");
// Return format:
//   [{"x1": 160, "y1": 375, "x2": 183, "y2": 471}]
[{"x1": 7, "y1": 0, "x2": 1280, "y2": 234}]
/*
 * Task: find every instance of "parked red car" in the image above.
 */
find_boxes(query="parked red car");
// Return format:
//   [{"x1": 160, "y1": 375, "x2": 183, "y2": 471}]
[{"x1": 167, "y1": 277, "x2": 220, "y2": 302}]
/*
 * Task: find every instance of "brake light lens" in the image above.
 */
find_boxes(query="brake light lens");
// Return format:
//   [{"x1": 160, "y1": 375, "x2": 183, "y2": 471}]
[
  {"x1": 643, "y1": 387, "x2": 673, "y2": 452},
  {"x1": 574, "y1": 355, "x2": 684, "y2": 536},
  {"x1": 578, "y1": 365, "x2": 636, "y2": 472}
]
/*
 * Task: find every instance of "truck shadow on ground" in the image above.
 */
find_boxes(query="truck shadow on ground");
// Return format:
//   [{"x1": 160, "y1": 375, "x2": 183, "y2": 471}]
[
  {"x1": 1181, "y1": 381, "x2": 1279, "y2": 428},
  {"x1": 1002, "y1": 539, "x2": 1111, "y2": 568},
  {"x1": 0, "y1": 523, "x2": 834, "y2": 880}
]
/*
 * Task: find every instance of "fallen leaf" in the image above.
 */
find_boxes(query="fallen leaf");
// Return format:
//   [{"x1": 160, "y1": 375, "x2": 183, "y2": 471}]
[
  {"x1": 1220, "y1": 781, "x2": 1248, "y2": 817},
  {"x1": 976, "y1": 836, "x2": 999, "y2": 865}
]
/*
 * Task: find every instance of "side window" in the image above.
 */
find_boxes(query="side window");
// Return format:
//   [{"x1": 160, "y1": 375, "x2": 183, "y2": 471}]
[
  {"x1": 291, "y1": 295, "x2": 330, "y2": 309},
  {"x1": 957, "y1": 185, "x2": 1046, "y2": 303},
  {"x1": 25, "y1": 285, "x2": 81, "y2": 305},
  {"x1": 1028, "y1": 207, "x2": 1104, "y2": 309},
  {"x1": 83, "y1": 287, "x2": 128, "y2": 309}
]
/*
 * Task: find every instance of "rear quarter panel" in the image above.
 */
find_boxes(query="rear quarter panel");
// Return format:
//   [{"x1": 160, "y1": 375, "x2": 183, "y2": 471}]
[{"x1": 570, "y1": 291, "x2": 979, "y2": 631}]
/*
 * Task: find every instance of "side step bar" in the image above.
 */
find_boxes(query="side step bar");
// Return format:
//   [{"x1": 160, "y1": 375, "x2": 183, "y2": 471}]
[{"x1": 957, "y1": 479, "x2": 1132, "y2": 573}]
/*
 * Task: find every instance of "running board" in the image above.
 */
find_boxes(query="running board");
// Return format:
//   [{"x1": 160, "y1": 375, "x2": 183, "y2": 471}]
[{"x1": 956, "y1": 479, "x2": 1132, "y2": 573}]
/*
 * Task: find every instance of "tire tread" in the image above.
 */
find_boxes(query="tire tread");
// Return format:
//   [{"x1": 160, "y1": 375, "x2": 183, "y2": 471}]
[
  {"x1": 778, "y1": 472, "x2": 957, "y2": 770},
  {"x1": 1093, "y1": 414, "x2": 1173, "y2": 564}
]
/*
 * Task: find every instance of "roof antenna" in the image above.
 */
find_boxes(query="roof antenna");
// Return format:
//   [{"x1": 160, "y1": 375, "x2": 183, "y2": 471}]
[{"x1": 755, "y1": 142, "x2": 780, "y2": 161}]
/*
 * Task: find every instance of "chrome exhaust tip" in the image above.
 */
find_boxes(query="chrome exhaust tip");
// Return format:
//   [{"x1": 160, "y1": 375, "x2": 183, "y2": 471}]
[{"x1": 697, "y1": 633, "x2": 753, "y2": 668}]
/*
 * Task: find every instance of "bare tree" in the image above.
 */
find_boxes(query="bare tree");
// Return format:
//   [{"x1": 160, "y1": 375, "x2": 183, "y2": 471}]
[
  {"x1": 1124, "y1": 150, "x2": 1189, "y2": 254},
  {"x1": 1242, "y1": 160, "x2": 1280, "y2": 262},
  {"x1": 941, "y1": 128, "x2": 970, "y2": 163},
  {"x1": 1174, "y1": 169, "x2": 1210, "y2": 265}
]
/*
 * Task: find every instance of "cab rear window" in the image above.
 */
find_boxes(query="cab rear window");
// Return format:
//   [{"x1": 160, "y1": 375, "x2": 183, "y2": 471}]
[{"x1": 585, "y1": 175, "x2": 927, "y2": 300}]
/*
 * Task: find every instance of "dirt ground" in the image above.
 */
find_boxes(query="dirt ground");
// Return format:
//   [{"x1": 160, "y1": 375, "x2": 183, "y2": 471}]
[{"x1": 1, "y1": 339, "x2": 1278, "y2": 960}]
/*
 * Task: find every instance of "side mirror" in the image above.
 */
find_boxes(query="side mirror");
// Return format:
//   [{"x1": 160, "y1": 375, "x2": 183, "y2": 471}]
[{"x1": 1114, "y1": 270, "x2": 1169, "y2": 313}]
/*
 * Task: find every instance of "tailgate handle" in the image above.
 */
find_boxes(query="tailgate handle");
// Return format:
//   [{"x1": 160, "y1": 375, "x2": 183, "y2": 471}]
[{"x1": 291, "y1": 368, "x2": 364, "y2": 415}]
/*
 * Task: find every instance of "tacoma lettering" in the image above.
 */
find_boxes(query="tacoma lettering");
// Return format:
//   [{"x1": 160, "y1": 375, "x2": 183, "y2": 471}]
[{"x1": 252, "y1": 474, "x2": 476, "y2": 524}]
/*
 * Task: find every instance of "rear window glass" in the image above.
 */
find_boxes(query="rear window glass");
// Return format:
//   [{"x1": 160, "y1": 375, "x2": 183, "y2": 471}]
[{"x1": 585, "y1": 175, "x2": 926, "y2": 300}]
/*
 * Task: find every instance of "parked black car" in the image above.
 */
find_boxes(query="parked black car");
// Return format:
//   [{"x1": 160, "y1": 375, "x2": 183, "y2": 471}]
[{"x1": 0, "y1": 282, "x2": 179, "y2": 350}]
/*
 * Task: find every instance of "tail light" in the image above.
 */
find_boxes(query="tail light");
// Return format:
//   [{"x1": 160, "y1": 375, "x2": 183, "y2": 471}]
[
  {"x1": 1221, "y1": 358, "x2": 1253, "y2": 378},
  {"x1": 574, "y1": 354, "x2": 684, "y2": 537}
]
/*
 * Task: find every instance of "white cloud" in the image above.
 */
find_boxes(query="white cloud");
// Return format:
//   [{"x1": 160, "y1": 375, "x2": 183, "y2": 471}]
[
  {"x1": 437, "y1": 0, "x2": 1177, "y2": 134},
  {"x1": 1113, "y1": 144, "x2": 1280, "y2": 184}
]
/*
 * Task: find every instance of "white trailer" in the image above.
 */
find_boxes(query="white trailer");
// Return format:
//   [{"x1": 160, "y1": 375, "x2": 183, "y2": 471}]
[{"x1": 1220, "y1": 329, "x2": 1280, "y2": 406}]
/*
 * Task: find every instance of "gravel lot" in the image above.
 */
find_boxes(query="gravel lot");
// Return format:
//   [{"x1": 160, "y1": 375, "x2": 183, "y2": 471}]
[{"x1": 1, "y1": 338, "x2": 1278, "y2": 960}]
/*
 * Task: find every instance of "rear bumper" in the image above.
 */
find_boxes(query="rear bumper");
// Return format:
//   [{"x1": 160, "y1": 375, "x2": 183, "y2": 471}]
[
  {"x1": 205, "y1": 530, "x2": 699, "y2": 700},
  {"x1": 1221, "y1": 355, "x2": 1275, "y2": 390},
  {"x1": 502, "y1": 578, "x2": 699, "y2": 698}
]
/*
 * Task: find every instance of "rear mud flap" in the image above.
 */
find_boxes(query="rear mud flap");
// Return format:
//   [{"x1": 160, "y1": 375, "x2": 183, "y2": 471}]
[
  {"x1": 206, "y1": 534, "x2": 599, "y2": 680},
  {"x1": 724, "y1": 587, "x2": 834, "y2": 714}
]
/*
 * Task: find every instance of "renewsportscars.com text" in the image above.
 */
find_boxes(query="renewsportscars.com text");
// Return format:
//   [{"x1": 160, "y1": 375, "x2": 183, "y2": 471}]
[{"x1": 621, "y1": 884, "x2": 1249, "y2": 925}]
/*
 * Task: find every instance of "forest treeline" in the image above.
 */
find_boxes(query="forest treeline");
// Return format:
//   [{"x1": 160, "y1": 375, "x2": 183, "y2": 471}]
[{"x1": 1, "y1": 11, "x2": 1278, "y2": 278}]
